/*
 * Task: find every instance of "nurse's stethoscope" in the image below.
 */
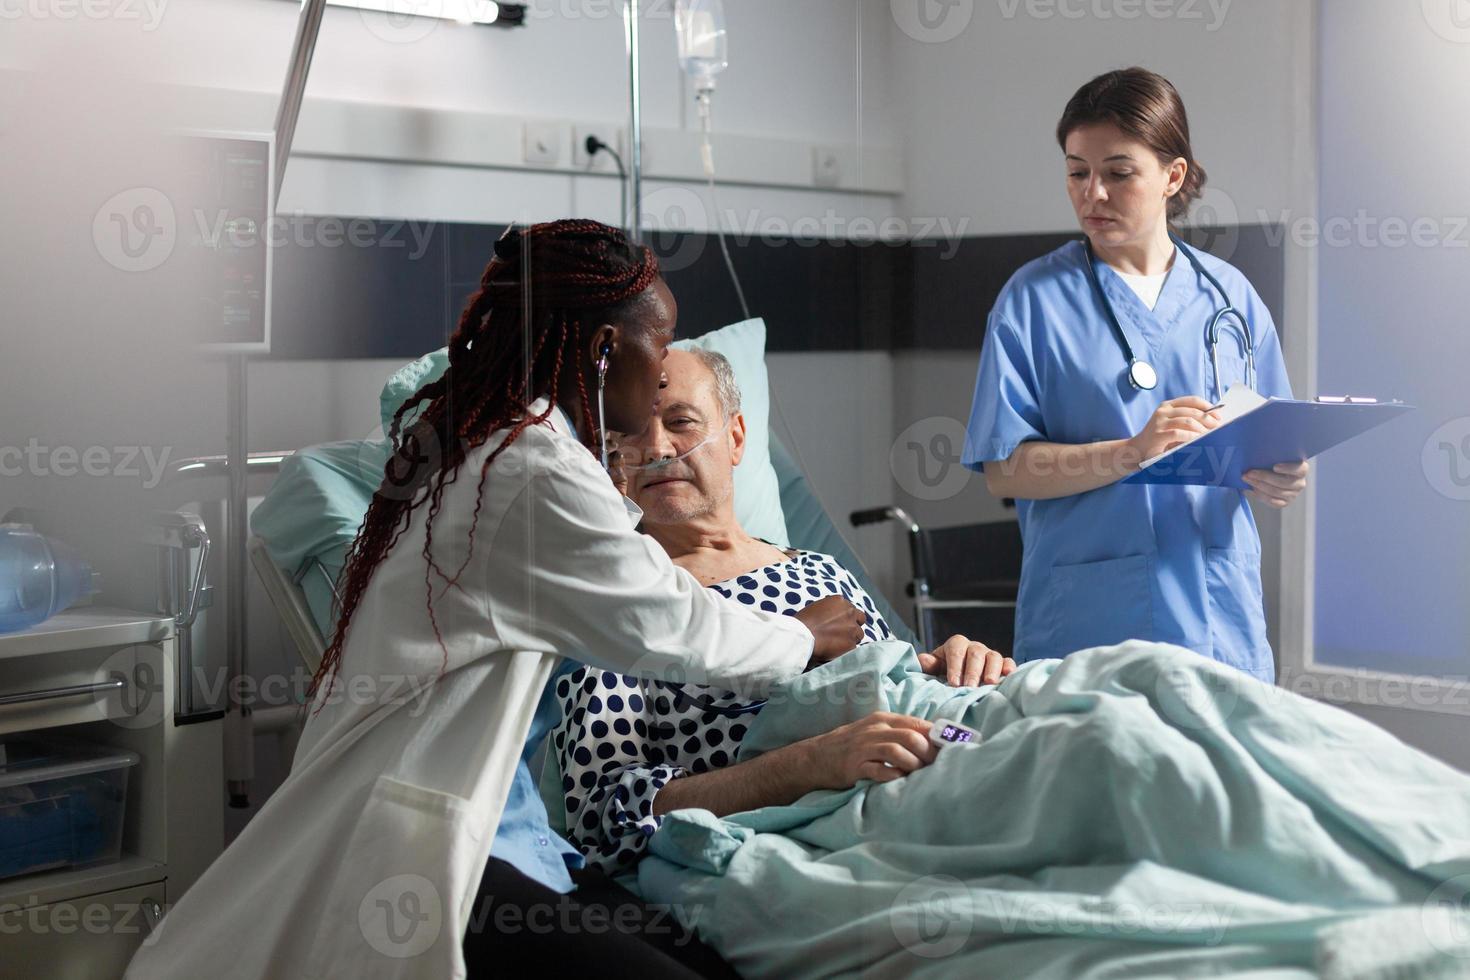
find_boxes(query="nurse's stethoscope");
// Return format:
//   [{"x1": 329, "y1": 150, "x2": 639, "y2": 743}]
[{"x1": 1082, "y1": 230, "x2": 1256, "y2": 401}]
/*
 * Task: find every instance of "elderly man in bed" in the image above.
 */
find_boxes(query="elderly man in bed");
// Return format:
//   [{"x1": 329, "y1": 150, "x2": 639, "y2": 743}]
[{"x1": 551, "y1": 348, "x2": 1015, "y2": 872}]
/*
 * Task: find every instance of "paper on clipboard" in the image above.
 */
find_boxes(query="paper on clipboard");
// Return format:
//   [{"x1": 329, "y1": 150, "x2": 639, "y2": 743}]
[{"x1": 1139, "y1": 385, "x2": 1265, "y2": 470}]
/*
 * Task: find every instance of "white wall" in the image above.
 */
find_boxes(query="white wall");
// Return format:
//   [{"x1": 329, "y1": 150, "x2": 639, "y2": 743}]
[{"x1": 889, "y1": 0, "x2": 1302, "y2": 230}]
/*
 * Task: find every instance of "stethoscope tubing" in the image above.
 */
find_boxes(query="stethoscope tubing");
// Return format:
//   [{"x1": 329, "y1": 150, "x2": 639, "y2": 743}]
[{"x1": 1082, "y1": 230, "x2": 1256, "y2": 399}]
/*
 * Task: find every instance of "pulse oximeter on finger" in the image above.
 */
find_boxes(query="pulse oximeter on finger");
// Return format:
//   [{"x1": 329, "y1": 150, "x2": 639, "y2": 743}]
[{"x1": 930, "y1": 719, "x2": 981, "y2": 748}]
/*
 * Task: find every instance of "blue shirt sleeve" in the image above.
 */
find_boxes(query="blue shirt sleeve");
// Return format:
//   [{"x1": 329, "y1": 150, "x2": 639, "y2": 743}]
[{"x1": 962, "y1": 310, "x2": 1047, "y2": 471}]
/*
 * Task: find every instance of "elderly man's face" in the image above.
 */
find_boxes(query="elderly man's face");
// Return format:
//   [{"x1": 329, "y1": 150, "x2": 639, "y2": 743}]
[{"x1": 621, "y1": 349, "x2": 743, "y2": 526}]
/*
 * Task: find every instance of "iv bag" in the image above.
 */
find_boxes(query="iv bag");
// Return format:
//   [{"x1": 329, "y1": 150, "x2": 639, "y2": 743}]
[{"x1": 675, "y1": 0, "x2": 728, "y2": 88}]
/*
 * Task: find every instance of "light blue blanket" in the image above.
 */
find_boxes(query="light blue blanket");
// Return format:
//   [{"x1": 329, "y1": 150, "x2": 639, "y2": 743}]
[{"x1": 636, "y1": 642, "x2": 1470, "y2": 978}]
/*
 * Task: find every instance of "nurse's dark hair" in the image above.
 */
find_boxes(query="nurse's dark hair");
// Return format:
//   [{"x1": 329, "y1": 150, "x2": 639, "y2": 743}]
[
  {"x1": 308, "y1": 219, "x2": 660, "y2": 703},
  {"x1": 1056, "y1": 67, "x2": 1207, "y2": 223}
]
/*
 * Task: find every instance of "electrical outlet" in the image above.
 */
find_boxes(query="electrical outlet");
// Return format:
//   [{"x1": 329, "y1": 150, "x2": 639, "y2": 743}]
[
  {"x1": 573, "y1": 123, "x2": 625, "y2": 172},
  {"x1": 523, "y1": 122, "x2": 562, "y2": 167},
  {"x1": 813, "y1": 146, "x2": 843, "y2": 188}
]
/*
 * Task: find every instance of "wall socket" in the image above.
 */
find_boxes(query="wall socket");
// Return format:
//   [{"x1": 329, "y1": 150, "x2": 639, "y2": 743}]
[
  {"x1": 573, "y1": 124, "x2": 625, "y2": 172},
  {"x1": 813, "y1": 146, "x2": 843, "y2": 188},
  {"x1": 522, "y1": 122, "x2": 562, "y2": 167}
]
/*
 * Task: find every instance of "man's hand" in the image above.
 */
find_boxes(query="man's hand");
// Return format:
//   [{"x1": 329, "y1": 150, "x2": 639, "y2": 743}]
[
  {"x1": 916, "y1": 634, "x2": 1016, "y2": 687},
  {"x1": 792, "y1": 595, "x2": 867, "y2": 665},
  {"x1": 1243, "y1": 460, "x2": 1309, "y2": 509},
  {"x1": 793, "y1": 712, "x2": 937, "y2": 789}
]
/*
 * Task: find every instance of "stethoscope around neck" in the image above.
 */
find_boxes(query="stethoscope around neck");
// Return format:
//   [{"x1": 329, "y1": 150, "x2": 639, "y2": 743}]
[{"x1": 1082, "y1": 230, "x2": 1256, "y2": 401}]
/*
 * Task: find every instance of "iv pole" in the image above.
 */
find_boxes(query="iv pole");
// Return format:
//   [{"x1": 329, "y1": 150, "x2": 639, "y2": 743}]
[
  {"x1": 625, "y1": 0, "x2": 643, "y2": 243},
  {"x1": 221, "y1": 0, "x2": 327, "y2": 808}
]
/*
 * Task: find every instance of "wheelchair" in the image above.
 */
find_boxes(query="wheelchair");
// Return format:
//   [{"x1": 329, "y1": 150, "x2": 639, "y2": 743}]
[{"x1": 850, "y1": 507, "x2": 1023, "y2": 656}]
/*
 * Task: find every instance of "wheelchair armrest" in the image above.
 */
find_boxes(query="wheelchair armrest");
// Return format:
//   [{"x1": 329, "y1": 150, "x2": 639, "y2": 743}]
[{"x1": 850, "y1": 506, "x2": 919, "y2": 532}]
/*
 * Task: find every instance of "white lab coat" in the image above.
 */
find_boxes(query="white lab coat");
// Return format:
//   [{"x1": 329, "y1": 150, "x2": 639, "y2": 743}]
[{"x1": 125, "y1": 399, "x2": 812, "y2": 980}]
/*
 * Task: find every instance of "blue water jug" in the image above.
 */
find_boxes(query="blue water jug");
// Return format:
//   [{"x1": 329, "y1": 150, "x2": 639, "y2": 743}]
[{"x1": 0, "y1": 524, "x2": 98, "y2": 634}]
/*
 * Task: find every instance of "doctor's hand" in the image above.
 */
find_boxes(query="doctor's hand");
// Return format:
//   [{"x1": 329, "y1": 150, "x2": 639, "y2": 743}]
[
  {"x1": 792, "y1": 712, "x2": 938, "y2": 790},
  {"x1": 1243, "y1": 460, "x2": 1309, "y2": 508},
  {"x1": 917, "y1": 634, "x2": 1015, "y2": 688},
  {"x1": 793, "y1": 595, "x2": 868, "y2": 665},
  {"x1": 1128, "y1": 396, "x2": 1223, "y2": 463}
]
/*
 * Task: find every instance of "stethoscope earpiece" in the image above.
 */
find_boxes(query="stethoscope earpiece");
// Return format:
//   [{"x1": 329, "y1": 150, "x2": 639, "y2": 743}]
[{"x1": 595, "y1": 345, "x2": 611, "y2": 470}]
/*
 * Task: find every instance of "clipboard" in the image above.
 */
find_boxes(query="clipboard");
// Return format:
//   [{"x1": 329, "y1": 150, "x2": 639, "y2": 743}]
[{"x1": 1122, "y1": 389, "x2": 1414, "y2": 489}]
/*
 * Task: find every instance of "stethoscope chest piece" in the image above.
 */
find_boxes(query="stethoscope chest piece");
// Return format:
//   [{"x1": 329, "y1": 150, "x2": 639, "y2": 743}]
[
  {"x1": 1084, "y1": 232, "x2": 1255, "y2": 402},
  {"x1": 1128, "y1": 359, "x2": 1159, "y2": 391}
]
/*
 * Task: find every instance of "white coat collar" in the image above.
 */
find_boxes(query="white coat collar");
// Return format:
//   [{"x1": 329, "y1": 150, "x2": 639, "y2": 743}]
[{"x1": 530, "y1": 396, "x2": 644, "y2": 529}]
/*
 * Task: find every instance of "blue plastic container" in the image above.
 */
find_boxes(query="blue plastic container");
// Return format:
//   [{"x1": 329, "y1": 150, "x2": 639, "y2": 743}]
[
  {"x1": 0, "y1": 524, "x2": 97, "y2": 634},
  {"x1": 0, "y1": 735, "x2": 139, "y2": 880}
]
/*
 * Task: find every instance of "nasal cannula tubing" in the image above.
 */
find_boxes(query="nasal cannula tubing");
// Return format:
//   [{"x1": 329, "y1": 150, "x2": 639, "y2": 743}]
[{"x1": 616, "y1": 415, "x2": 731, "y2": 473}]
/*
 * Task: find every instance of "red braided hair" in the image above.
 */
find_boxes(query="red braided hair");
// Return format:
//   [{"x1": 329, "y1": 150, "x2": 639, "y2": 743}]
[{"x1": 309, "y1": 219, "x2": 660, "y2": 702}]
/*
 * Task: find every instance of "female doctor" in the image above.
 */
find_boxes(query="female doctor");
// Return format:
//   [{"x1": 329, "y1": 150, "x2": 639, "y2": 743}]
[
  {"x1": 963, "y1": 68, "x2": 1308, "y2": 681},
  {"x1": 126, "y1": 220, "x2": 873, "y2": 980}
]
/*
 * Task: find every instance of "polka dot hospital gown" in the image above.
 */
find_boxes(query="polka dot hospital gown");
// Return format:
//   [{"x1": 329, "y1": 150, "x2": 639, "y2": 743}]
[{"x1": 552, "y1": 549, "x2": 895, "y2": 873}]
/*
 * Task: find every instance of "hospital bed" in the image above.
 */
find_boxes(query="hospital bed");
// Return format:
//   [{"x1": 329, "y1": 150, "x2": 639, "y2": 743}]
[{"x1": 249, "y1": 426, "x2": 919, "y2": 675}]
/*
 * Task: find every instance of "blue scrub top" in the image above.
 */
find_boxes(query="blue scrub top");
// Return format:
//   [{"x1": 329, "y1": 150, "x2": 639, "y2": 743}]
[
  {"x1": 962, "y1": 240, "x2": 1291, "y2": 681},
  {"x1": 493, "y1": 660, "x2": 584, "y2": 893}
]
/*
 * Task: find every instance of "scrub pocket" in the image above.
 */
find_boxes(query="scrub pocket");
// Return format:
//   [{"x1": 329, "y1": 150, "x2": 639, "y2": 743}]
[
  {"x1": 305, "y1": 775, "x2": 479, "y2": 980},
  {"x1": 1037, "y1": 554, "x2": 1154, "y2": 657},
  {"x1": 1204, "y1": 547, "x2": 1271, "y2": 675}
]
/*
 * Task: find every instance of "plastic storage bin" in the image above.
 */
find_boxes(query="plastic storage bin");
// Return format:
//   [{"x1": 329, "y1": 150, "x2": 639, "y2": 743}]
[{"x1": 0, "y1": 735, "x2": 139, "y2": 881}]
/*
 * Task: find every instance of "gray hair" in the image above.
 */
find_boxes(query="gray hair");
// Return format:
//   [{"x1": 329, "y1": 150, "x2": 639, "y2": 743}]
[{"x1": 687, "y1": 347, "x2": 742, "y2": 419}]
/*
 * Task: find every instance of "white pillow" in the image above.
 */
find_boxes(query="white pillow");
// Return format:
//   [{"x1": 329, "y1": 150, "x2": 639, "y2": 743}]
[
  {"x1": 378, "y1": 318, "x2": 789, "y2": 545},
  {"x1": 673, "y1": 318, "x2": 789, "y2": 546}
]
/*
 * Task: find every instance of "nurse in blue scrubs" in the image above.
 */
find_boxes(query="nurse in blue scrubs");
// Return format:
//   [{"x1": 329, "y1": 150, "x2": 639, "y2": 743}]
[{"x1": 962, "y1": 68, "x2": 1309, "y2": 680}]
